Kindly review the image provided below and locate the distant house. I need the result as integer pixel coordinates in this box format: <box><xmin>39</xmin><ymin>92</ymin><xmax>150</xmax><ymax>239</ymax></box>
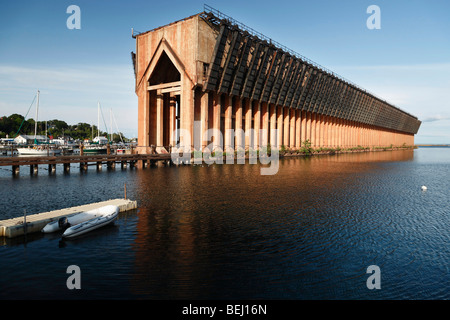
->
<box><xmin>14</xmin><ymin>134</ymin><xmax>48</xmax><ymax>145</ymax></box>
<box><xmin>93</xmin><ymin>136</ymin><xmax>109</xmax><ymax>144</ymax></box>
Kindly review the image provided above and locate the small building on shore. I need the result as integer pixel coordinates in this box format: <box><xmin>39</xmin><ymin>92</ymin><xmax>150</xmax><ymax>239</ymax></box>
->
<box><xmin>14</xmin><ymin>134</ymin><xmax>48</xmax><ymax>145</ymax></box>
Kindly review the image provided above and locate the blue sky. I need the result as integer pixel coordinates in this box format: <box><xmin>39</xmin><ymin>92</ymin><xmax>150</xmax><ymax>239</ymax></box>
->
<box><xmin>0</xmin><ymin>0</ymin><xmax>449</xmax><ymax>143</ymax></box>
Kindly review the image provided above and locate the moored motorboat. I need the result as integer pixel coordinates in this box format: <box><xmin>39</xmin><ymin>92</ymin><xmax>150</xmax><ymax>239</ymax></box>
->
<box><xmin>62</xmin><ymin>205</ymin><xmax>119</xmax><ymax>239</ymax></box>
<box><xmin>42</xmin><ymin>205</ymin><xmax>118</xmax><ymax>233</ymax></box>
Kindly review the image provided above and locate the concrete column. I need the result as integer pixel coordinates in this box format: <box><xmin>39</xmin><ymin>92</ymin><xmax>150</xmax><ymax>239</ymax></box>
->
<box><xmin>331</xmin><ymin>116</ymin><xmax>336</xmax><ymax>148</ymax></box>
<box><xmin>301</xmin><ymin>110</ymin><xmax>307</xmax><ymax>145</ymax></box>
<box><xmin>224</xmin><ymin>94</ymin><xmax>233</xmax><ymax>152</ymax></box>
<box><xmin>269</xmin><ymin>104</ymin><xmax>277</xmax><ymax>147</ymax></box>
<box><xmin>212</xmin><ymin>93</ymin><xmax>221</xmax><ymax>150</ymax></box>
<box><xmin>277</xmin><ymin>106</ymin><xmax>283</xmax><ymax>148</ymax></box>
<box><xmin>290</xmin><ymin>108</ymin><xmax>296</xmax><ymax>148</ymax></box>
<box><xmin>235</xmin><ymin>97</ymin><xmax>243</xmax><ymax>150</ymax></box>
<box><xmin>253</xmin><ymin>100</ymin><xmax>260</xmax><ymax>150</ymax></box>
<box><xmin>306</xmin><ymin>111</ymin><xmax>311</xmax><ymax>143</ymax></box>
<box><xmin>311</xmin><ymin>112</ymin><xmax>316</xmax><ymax>147</ymax></box>
<box><xmin>169</xmin><ymin>94</ymin><xmax>177</xmax><ymax>147</ymax></box>
<box><xmin>244</xmin><ymin>99</ymin><xmax>252</xmax><ymax>150</ymax></box>
<box><xmin>156</xmin><ymin>90</ymin><xmax>164</xmax><ymax>148</ymax></box>
<box><xmin>261</xmin><ymin>102</ymin><xmax>269</xmax><ymax>147</ymax></box>
<box><xmin>295</xmin><ymin>109</ymin><xmax>301</xmax><ymax>148</ymax></box>
<box><xmin>283</xmin><ymin>107</ymin><xmax>290</xmax><ymax>147</ymax></box>
<box><xmin>321</xmin><ymin>115</ymin><xmax>326</xmax><ymax>147</ymax></box>
<box><xmin>200</xmin><ymin>91</ymin><xmax>209</xmax><ymax>150</ymax></box>
<box><xmin>316</xmin><ymin>113</ymin><xmax>321</xmax><ymax>147</ymax></box>
<box><xmin>180</xmin><ymin>81</ymin><xmax>194</xmax><ymax>151</ymax></box>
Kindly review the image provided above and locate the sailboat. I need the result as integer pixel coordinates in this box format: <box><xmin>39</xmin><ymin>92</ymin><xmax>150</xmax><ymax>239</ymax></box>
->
<box><xmin>82</xmin><ymin>102</ymin><xmax>108</xmax><ymax>154</ymax></box>
<box><xmin>17</xmin><ymin>90</ymin><xmax>62</xmax><ymax>156</ymax></box>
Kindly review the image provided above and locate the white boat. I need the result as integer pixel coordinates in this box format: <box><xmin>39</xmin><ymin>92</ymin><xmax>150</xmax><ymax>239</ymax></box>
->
<box><xmin>42</xmin><ymin>205</ymin><xmax>118</xmax><ymax>233</ymax></box>
<box><xmin>62</xmin><ymin>205</ymin><xmax>119</xmax><ymax>239</ymax></box>
<box><xmin>17</xmin><ymin>90</ymin><xmax>61</xmax><ymax>156</ymax></box>
<box><xmin>17</xmin><ymin>146</ymin><xmax>61</xmax><ymax>156</ymax></box>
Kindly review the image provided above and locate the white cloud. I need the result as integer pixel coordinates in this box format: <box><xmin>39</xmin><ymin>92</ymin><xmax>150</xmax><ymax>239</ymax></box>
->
<box><xmin>0</xmin><ymin>64</ymin><xmax>138</xmax><ymax>138</ymax></box>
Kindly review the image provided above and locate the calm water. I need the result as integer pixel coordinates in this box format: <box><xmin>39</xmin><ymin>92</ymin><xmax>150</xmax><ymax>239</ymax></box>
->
<box><xmin>0</xmin><ymin>147</ymin><xmax>449</xmax><ymax>300</ymax></box>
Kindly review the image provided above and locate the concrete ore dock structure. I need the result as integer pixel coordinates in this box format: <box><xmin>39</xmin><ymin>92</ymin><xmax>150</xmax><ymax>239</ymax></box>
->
<box><xmin>132</xmin><ymin>6</ymin><xmax>421</xmax><ymax>155</ymax></box>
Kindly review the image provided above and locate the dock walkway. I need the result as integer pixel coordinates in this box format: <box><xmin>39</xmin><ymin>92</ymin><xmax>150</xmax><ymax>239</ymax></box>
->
<box><xmin>0</xmin><ymin>153</ymin><xmax>172</xmax><ymax>175</ymax></box>
<box><xmin>0</xmin><ymin>198</ymin><xmax>137</xmax><ymax>238</ymax></box>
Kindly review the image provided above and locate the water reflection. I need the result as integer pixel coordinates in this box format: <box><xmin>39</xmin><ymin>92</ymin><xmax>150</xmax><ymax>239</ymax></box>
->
<box><xmin>2</xmin><ymin>149</ymin><xmax>450</xmax><ymax>299</ymax></box>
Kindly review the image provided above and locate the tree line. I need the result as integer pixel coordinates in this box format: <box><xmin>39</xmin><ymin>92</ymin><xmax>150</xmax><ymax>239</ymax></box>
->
<box><xmin>0</xmin><ymin>113</ymin><xmax>129</xmax><ymax>142</ymax></box>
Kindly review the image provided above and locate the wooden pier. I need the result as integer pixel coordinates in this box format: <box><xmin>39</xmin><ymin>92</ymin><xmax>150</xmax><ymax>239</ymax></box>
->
<box><xmin>0</xmin><ymin>153</ymin><xmax>173</xmax><ymax>175</ymax></box>
<box><xmin>0</xmin><ymin>198</ymin><xmax>138</xmax><ymax>238</ymax></box>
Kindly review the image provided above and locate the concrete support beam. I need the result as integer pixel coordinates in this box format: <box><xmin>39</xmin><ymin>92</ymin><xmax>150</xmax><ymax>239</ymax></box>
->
<box><xmin>253</xmin><ymin>100</ymin><xmax>261</xmax><ymax>150</ymax></box>
<box><xmin>244</xmin><ymin>98</ymin><xmax>252</xmax><ymax>150</ymax></box>
<box><xmin>277</xmin><ymin>106</ymin><xmax>283</xmax><ymax>148</ymax></box>
<box><xmin>261</xmin><ymin>102</ymin><xmax>269</xmax><ymax>147</ymax></box>
<box><xmin>301</xmin><ymin>110</ymin><xmax>307</xmax><ymax>145</ymax></box>
<box><xmin>200</xmin><ymin>91</ymin><xmax>209</xmax><ymax>150</ymax></box>
<box><xmin>224</xmin><ymin>94</ymin><xmax>233</xmax><ymax>152</ymax></box>
<box><xmin>156</xmin><ymin>90</ymin><xmax>164</xmax><ymax>148</ymax></box>
<box><xmin>290</xmin><ymin>108</ymin><xmax>296</xmax><ymax>148</ymax></box>
<box><xmin>212</xmin><ymin>93</ymin><xmax>221</xmax><ymax>150</ymax></box>
<box><xmin>283</xmin><ymin>107</ymin><xmax>290</xmax><ymax>147</ymax></box>
<box><xmin>295</xmin><ymin>109</ymin><xmax>301</xmax><ymax>148</ymax></box>
<box><xmin>235</xmin><ymin>97</ymin><xmax>244</xmax><ymax>150</ymax></box>
<box><xmin>269</xmin><ymin>104</ymin><xmax>277</xmax><ymax>147</ymax></box>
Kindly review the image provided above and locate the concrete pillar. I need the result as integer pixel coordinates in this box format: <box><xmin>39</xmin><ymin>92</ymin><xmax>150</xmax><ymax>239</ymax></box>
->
<box><xmin>306</xmin><ymin>111</ymin><xmax>311</xmax><ymax>143</ymax></box>
<box><xmin>277</xmin><ymin>106</ymin><xmax>283</xmax><ymax>148</ymax></box>
<box><xmin>318</xmin><ymin>114</ymin><xmax>324</xmax><ymax>147</ymax></box>
<box><xmin>224</xmin><ymin>94</ymin><xmax>233</xmax><ymax>152</ymax></box>
<box><xmin>283</xmin><ymin>107</ymin><xmax>290</xmax><ymax>147</ymax></box>
<box><xmin>253</xmin><ymin>100</ymin><xmax>261</xmax><ymax>150</ymax></box>
<box><xmin>261</xmin><ymin>102</ymin><xmax>269</xmax><ymax>147</ymax></box>
<box><xmin>169</xmin><ymin>94</ymin><xmax>177</xmax><ymax>147</ymax></box>
<box><xmin>301</xmin><ymin>110</ymin><xmax>307</xmax><ymax>146</ymax></box>
<box><xmin>180</xmin><ymin>81</ymin><xmax>194</xmax><ymax>151</ymax></box>
<box><xmin>269</xmin><ymin>104</ymin><xmax>277</xmax><ymax>147</ymax></box>
<box><xmin>311</xmin><ymin>112</ymin><xmax>316</xmax><ymax>147</ymax></box>
<box><xmin>244</xmin><ymin>98</ymin><xmax>252</xmax><ymax>150</ymax></box>
<box><xmin>331</xmin><ymin>116</ymin><xmax>336</xmax><ymax>148</ymax></box>
<box><xmin>212</xmin><ymin>93</ymin><xmax>221</xmax><ymax>150</ymax></box>
<box><xmin>156</xmin><ymin>89</ymin><xmax>164</xmax><ymax>148</ymax></box>
<box><xmin>235</xmin><ymin>97</ymin><xmax>244</xmax><ymax>150</ymax></box>
<box><xmin>201</xmin><ymin>91</ymin><xmax>209</xmax><ymax>150</ymax></box>
<box><xmin>295</xmin><ymin>109</ymin><xmax>301</xmax><ymax>149</ymax></box>
<box><xmin>290</xmin><ymin>108</ymin><xmax>296</xmax><ymax>148</ymax></box>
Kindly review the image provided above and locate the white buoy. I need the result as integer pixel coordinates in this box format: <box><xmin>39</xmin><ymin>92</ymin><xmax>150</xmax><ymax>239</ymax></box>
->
<box><xmin>421</xmin><ymin>186</ymin><xmax>427</xmax><ymax>191</ymax></box>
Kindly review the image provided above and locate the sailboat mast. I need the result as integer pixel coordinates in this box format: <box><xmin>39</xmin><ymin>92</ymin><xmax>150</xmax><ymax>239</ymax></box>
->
<box><xmin>110</xmin><ymin>108</ymin><xmax>112</xmax><ymax>142</ymax></box>
<box><xmin>34</xmin><ymin>90</ymin><xmax>40</xmax><ymax>144</ymax></box>
<box><xmin>97</xmin><ymin>102</ymin><xmax>100</xmax><ymax>138</ymax></box>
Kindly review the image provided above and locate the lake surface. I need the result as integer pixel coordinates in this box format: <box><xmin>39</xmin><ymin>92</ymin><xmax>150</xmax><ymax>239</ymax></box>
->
<box><xmin>0</xmin><ymin>147</ymin><xmax>449</xmax><ymax>300</ymax></box>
